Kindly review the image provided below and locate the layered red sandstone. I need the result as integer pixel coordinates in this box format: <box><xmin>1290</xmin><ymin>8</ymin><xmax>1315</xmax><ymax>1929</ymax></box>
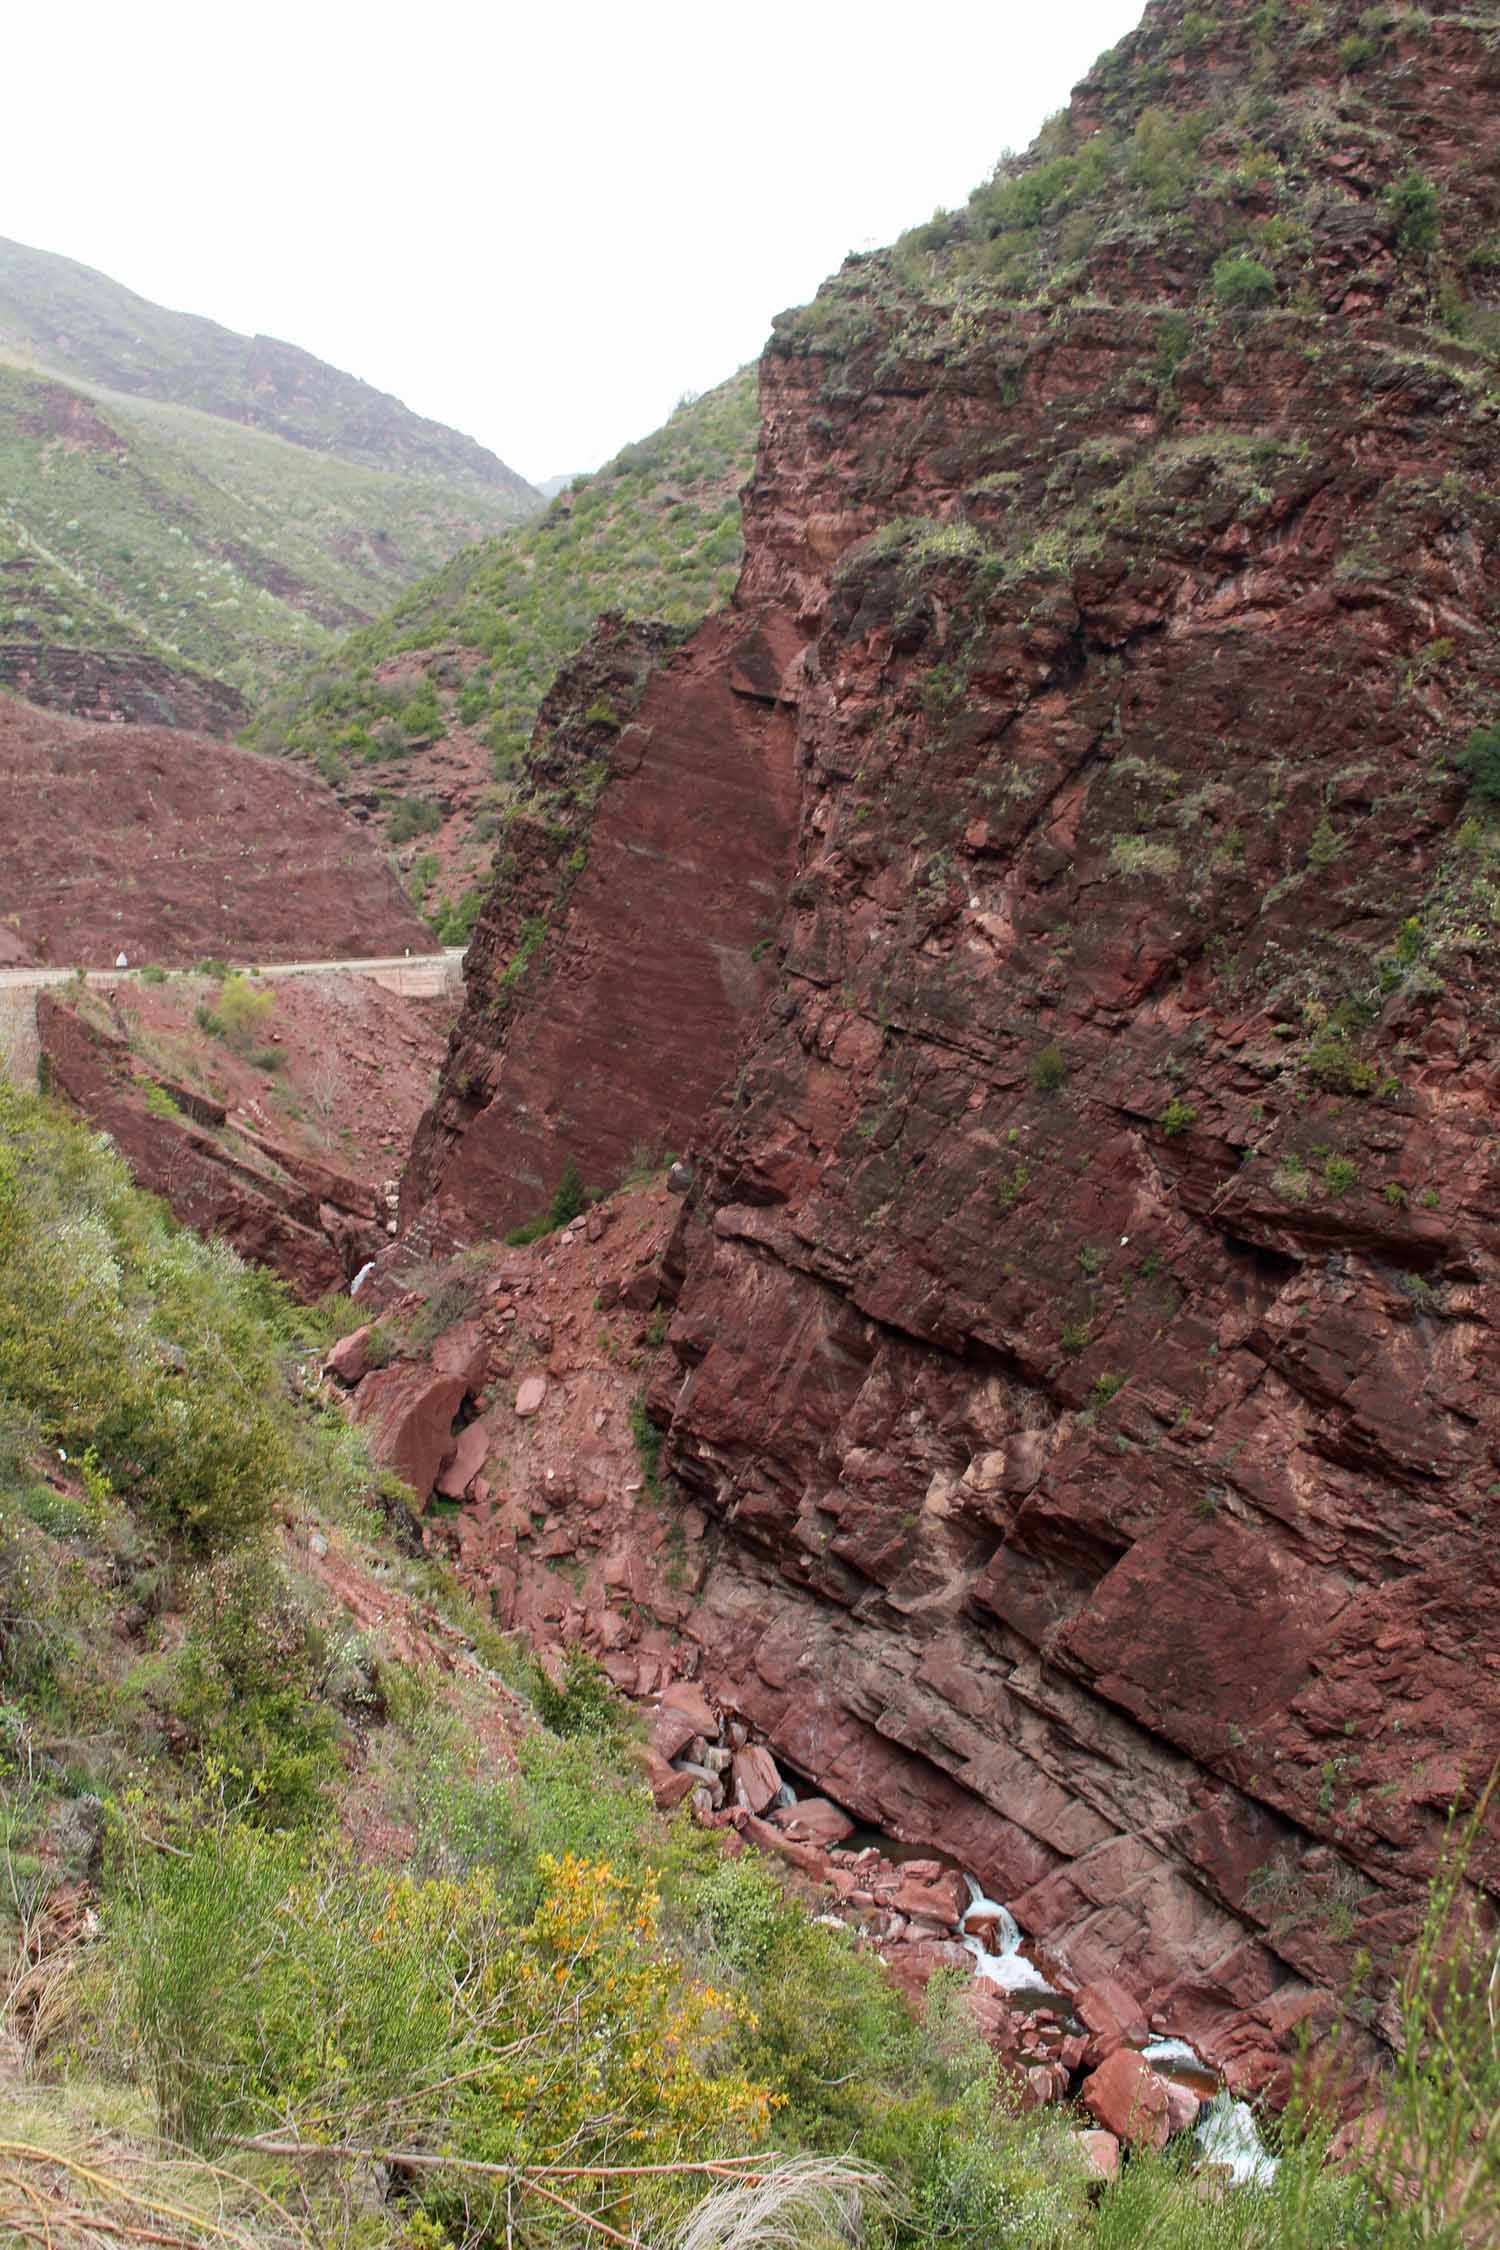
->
<box><xmin>0</xmin><ymin>693</ymin><xmax>429</xmax><ymax>966</ymax></box>
<box><xmin>37</xmin><ymin>970</ymin><xmax>449</xmax><ymax>1296</ymax></box>
<box><xmin>396</xmin><ymin>0</ymin><xmax>1500</xmax><ymax>2094</ymax></box>
<box><xmin>405</xmin><ymin>613</ymin><xmax>800</xmax><ymax>1231</ymax></box>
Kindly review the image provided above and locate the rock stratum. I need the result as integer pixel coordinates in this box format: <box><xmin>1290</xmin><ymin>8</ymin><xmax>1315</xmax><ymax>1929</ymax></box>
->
<box><xmin>34</xmin><ymin>968</ymin><xmax>450</xmax><ymax>1298</ymax></box>
<box><xmin>390</xmin><ymin>0</ymin><xmax>1500</xmax><ymax>2099</ymax></box>
<box><xmin>0</xmin><ymin>693</ymin><xmax>430</xmax><ymax>966</ymax></box>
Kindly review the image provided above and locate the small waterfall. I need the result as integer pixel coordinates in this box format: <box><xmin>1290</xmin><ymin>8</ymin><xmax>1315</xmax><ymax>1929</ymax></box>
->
<box><xmin>1195</xmin><ymin>2090</ymin><xmax>1279</xmax><ymax>2187</ymax></box>
<box><xmin>1142</xmin><ymin>2036</ymin><xmax>1204</xmax><ymax>2070</ymax></box>
<box><xmin>960</xmin><ymin>1874</ymin><xmax>1060</xmax><ymax>1998</ymax></box>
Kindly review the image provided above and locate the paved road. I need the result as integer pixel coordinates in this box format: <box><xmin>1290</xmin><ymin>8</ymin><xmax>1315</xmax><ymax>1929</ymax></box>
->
<box><xmin>0</xmin><ymin>949</ymin><xmax>465</xmax><ymax>1083</ymax></box>
<box><xmin>0</xmin><ymin>948</ymin><xmax>465</xmax><ymax>994</ymax></box>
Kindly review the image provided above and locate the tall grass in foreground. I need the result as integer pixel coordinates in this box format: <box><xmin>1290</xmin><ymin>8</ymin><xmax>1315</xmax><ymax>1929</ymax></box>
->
<box><xmin>1347</xmin><ymin>1795</ymin><xmax>1500</xmax><ymax>2246</ymax></box>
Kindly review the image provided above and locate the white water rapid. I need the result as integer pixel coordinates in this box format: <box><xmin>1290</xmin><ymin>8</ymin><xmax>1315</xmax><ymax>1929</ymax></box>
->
<box><xmin>961</xmin><ymin>1889</ymin><xmax>1279</xmax><ymax>2186</ymax></box>
<box><xmin>1195</xmin><ymin>2089</ymin><xmax>1279</xmax><ymax>2186</ymax></box>
<box><xmin>960</xmin><ymin>1874</ymin><xmax>1063</xmax><ymax>1999</ymax></box>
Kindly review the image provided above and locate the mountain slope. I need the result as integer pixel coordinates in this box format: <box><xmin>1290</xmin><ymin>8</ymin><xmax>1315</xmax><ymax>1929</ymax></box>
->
<box><xmin>397</xmin><ymin>0</ymin><xmax>1500</xmax><ymax>2098</ymax></box>
<box><xmin>0</xmin><ymin>238</ymin><xmax>541</xmax><ymax>726</ymax></box>
<box><xmin>242</xmin><ymin>369</ymin><xmax>757</xmax><ymax>930</ymax></box>
<box><xmin>0</xmin><ymin>1079</ymin><xmax>1397</xmax><ymax>2246</ymax></box>
<box><xmin>0</xmin><ymin>234</ymin><xmax>535</xmax><ymax>489</ymax></box>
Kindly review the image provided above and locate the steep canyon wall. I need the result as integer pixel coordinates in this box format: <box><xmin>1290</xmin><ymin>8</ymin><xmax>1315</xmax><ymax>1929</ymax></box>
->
<box><xmin>402</xmin><ymin>0</ymin><xmax>1500</xmax><ymax>2090</ymax></box>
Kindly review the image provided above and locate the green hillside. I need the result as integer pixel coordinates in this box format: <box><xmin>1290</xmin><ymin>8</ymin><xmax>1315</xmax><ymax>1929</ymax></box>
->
<box><xmin>243</xmin><ymin>366</ymin><xmax>756</xmax><ymax>803</ymax></box>
<box><xmin>0</xmin><ymin>238</ymin><xmax>540</xmax><ymax>721</ymax></box>
<box><xmin>0</xmin><ymin>234</ymin><xmax>534</xmax><ymax>491</ymax></box>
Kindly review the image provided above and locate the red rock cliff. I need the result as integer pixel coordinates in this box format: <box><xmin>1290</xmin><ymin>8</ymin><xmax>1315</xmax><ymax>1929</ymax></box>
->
<box><xmin>404</xmin><ymin>613</ymin><xmax>800</xmax><ymax>1232</ymax></box>
<box><xmin>404</xmin><ymin>0</ymin><xmax>1500</xmax><ymax>2092</ymax></box>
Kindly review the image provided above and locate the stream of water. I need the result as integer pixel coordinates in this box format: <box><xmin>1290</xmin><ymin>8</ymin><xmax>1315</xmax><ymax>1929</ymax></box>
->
<box><xmin>963</xmin><ymin>1880</ymin><xmax>1279</xmax><ymax>2185</ymax></box>
<box><xmin>960</xmin><ymin>1874</ymin><xmax>1069</xmax><ymax>2005</ymax></box>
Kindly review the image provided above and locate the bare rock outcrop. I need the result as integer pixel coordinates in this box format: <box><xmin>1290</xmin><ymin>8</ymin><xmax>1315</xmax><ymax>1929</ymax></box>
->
<box><xmin>392</xmin><ymin>0</ymin><xmax>1500</xmax><ymax>2097</ymax></box>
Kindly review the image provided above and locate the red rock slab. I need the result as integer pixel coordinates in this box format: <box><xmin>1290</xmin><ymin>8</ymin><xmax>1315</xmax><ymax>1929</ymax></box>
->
<box><xmin>646</xmin><ymin>1751</ymin><xmax>698</xmax><ymax>1811</ymax></box>
<box><xmin>649</xmin><ymin>1704</ymin><xmax>702</xmax><ymax>1762</ymax></box>
<box><xmin>1080</xmin><ymin>2050</ymin><xmax>1172</xmax><ymax>2149</ymax></box>
<box><xmin>1075</xmin><ymin>2130</ymin><xmax>1121</xmax><ymax>2183</ymax></box>
<box><xmin>402</xmin><ymin>612</ymin><xmax>799</xmax><ymax>1236</ymax></box>
<box><xmin>433</xmin><ymin>1319</ymin><xmax>488</xmax><ymax>1389</ymax></box>
<box><xmin>326</xmin><ymin>1324</ymin><xmax>374</xmax><ymax>1386</ymax></box>
<box><xmin>352</xmin><ymin>1366</ymin><xmax>467</xmax><ymax>1499</ymax></box>
<box><xmin>892</xmin><ymin>1868</ymin><xmax>969</xmax><ymax>1926</ymax></box>
<box><xmin>772</xmin><ymin>1797</ymin><xmax>855</xmax><ymax>1846</ymax></box>
<box><xmin>741</xmin><ymin>1815</ymin><xmax>827</xmax><ymax>1879</ymax></box>
<box><xmin>1164</xmin><ymin>2078</ymin><xmax>1204</xmax><ymax>2137</ymax></box>
<box><xmin>659</xmin><ymin>1678</ymin><xmax>718</xmax><ymax>1737</ymax></box>
<box><xmin>514</xmin><ymin>1373</ymin><xmax>547</xmax><ymax>1417</ymax></box>
<box><xmin>731</xmin><ymin>1743</ymin><xmax>783</xmax><ymax>1814</ymax></box>
<box><xmin>1077</xmin><ymin>1977</ymin><xmax>1152</xmax><ymax>2060</ymax></box>
<box><xmin>437</xmin><ymin>1416</ymin><xmax>492</xmax><ymax>1499</ymax></box>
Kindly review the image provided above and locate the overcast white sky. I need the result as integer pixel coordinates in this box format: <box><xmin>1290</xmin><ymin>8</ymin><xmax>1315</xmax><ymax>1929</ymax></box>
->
<box><xmin>6</xmin><ymin>0</ymin><xmax>1143</xmax><ymax>486</ymax></box>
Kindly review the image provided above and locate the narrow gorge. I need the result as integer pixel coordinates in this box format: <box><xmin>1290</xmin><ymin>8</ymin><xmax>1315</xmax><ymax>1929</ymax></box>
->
<box><xmin>362</xmin><ymin>0</ymin><xmax>1500</xmax><ymax>2107</ymax></box>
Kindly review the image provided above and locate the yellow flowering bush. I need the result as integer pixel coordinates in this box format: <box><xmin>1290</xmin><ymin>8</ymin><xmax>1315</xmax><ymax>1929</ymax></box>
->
<box><xmin>117</xmin><ymin>1826</ymin><xmax>774</xmax><ymax>2243</ymax></box>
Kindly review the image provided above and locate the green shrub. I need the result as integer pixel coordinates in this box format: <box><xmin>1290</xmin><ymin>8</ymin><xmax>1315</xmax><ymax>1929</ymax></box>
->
<box><xmin>530</xmin><ymin>1642</ymin><xmax>632</xmax><ymax>1746</ymax></box>
<box><xmin>631</xmin><ymin>1387</ymin><xmax>666</xmax><ymax>1501</ymax></box>
<box><xmin>1387</xmin><ymin>168</ymin><xmax>1439</xmax><ymax>254</ymax></box>
<box><xmin>1030</xmin><ymin>1043</ymin><xmax>1068</xmax><ymax>1093</ymax></box>
<box><xmin>0</xmin><ymin>1082</ymin><xmax>321</xmax><ymax>1546</ymax></box>
<box><xmin>502</xmin><ymin>1155</ymin><xmax>592</xmax><ymax>1247</ymax></box>
<box><xmin>1160</xmin><ymin>1097</ymin><xmax>1198</xmax><ymax>1136</ymax></box>
<box><xmin>1344</xmin><ymin>1807</ymin><xmax>1500</xmax><ymax>2245</ymax></box>
<box><xmin>1303</xmin><ymin>1039</ymin><xmax>1376</xmax><ymax>1095</ymax></box>
<box><xmin>211</xmin><ymin>971</ymin><xmax>274</xmax><ymax>1051</ymax></box>
<box><xmin>1306</xmin><ymin>816</ymin><xmax>1345</xmax><ymax>869</ymax></box>
<box><xmin>1456</xmin><ymin>721</ymin><xmax>1500</xmax><ymax>806</ymax></box>
<box><xmin>112</xmin><ymin>1812</ymin><xmax>776</xmax><ymax>2225</ymax></box>
<box><xmin>431</xmin><ymin>885</ymin><xmax>483</xmax><ymax>945</ymax></box>
<box><xmin>138</xmin><ymin>963</ymin><xmax>168</xmax><ymax>985</ymax></box>
<box><xmin>995</xmin><ymin>1161</ymin><xmax>1030</xmax><ymax>1210</ymax></box>
<box><xmin>502</xmin><ymin>1211</ymin><xmax>552</xmax><ymax>1247</ymax></box>
<box><xmin>397</xmin><ymin>1274</ymin><xmax>479</xmax><ymax>1358</ymax></box>
<box><xmin>1212</xmin><ymin>255</ymin><xmax>1277</xmax><ymax>310</ymax></box>
<box><xmin>1153</xmin><ymin>310</ymin><xmax>1194</xmax><ymax>379</ymax></box>
<box><xmin>546</xmin><ymin>1154</ymin><xmax>587</xmax><ymax>1229</ymax></box>
<box><xmin>171</xmin><ymin>1547</ymin><xmax>338</xmax><ymax>1824</ymax></box>
<box><xmin>386</xmin><ymin>794</ymin><xmax>443</xmax><ymax>845</ymax></box>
